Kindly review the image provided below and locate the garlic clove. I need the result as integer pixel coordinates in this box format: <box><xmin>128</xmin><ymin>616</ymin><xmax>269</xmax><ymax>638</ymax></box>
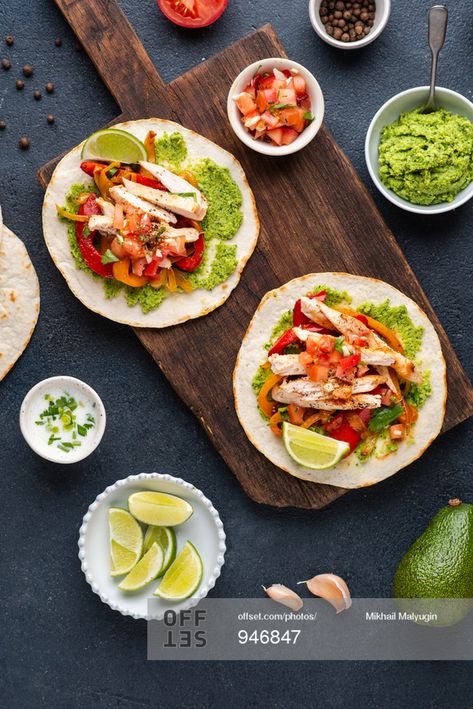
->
<box><xmin>298</xmin><ymin>574</ymin><xmax>352</xmax><ymax>614</ymax></box>
<box><xmin>263</xmin><ymin>584</ymin><xmax>303</xmax><ymax>611</ymax></box>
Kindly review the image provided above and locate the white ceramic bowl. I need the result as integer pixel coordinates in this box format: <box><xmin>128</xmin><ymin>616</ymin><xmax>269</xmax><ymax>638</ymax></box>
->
<box><xmin>19</xmin><ymin>375</ymin><xmax>106</xmax><ymax>464</ymax></box>
<box><xmin>309</xmin><ymin>0</ymin><xmax>391</xmax><ymax>49</ymax></box>
<box><xmin>365</xmin><ymin>86</ymin><xmax>473</xmax><ymax>215</ymax></box>
<box><xmin>227</xmin><ymin>57</ymin><xmax>324</xmax><ymax>156</ymax></box>
<box><xmin>78</xmin><ymin>473</ymin><xmax>226</xmax><ymax>620</ymax></box>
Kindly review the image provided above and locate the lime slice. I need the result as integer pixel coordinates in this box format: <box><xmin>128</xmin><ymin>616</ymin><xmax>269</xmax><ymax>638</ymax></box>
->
<box><xmin>154</xmin><ymin>541</ymin><xmax>203</xmax><ymax>601</ymax></box>
<box><xmin>128</xmin><ymin>491</ymin><xmax>193</xmax><ymax>527</ymax></box>
<box><xmin>282</xmin><ymin>422</ymin><xmax>349</xmax><ymax>470</ymax></box>
<box><xmin>81</xmin><ymin>128</ymin><xmax>147</xmax><ymax>164</ymax></box>
<box><xmin>108</xmin><ymin>507</ymin><xmax>143</xmax><ymax>577</ymax></box>
<box><xmin>118</xmin><ymin>542</ymin><xmax>164</xmax><ymax>591</ymax></box>
<box><xmin>143</xmin><ymin>525</ymin><xmax>177</xmax><ymax>575</ymax></box>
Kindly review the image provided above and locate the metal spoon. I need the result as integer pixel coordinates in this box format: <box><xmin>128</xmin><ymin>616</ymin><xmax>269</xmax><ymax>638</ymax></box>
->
<box><xmin>421</xmin><ymin>5</ymin><xmax>448</xmax><ymax>113</ymax></box>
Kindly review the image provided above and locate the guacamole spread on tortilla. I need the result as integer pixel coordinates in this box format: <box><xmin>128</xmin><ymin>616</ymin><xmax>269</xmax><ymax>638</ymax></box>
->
<box><xmin>378</xmin><ymin>108</ymin><xmax>473</xmax><ymax>205</ymax></box>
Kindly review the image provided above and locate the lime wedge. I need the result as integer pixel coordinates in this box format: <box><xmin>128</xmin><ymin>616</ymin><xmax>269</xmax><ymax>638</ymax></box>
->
<box><xmin>154</xmin><ymin>541</ymin><xmax>203</xmax><ymax>601</ymax></box>
<box><xmin>282</xmin><ymin>422</ymin><xmax>349</xmax><ymax>470</ymax></box>
<box><xmin>128</xmin><ymin>491</ymin><xmax>193</xmax><ymax>527</ymax></box>
<box><xmin>81</xmin><ymin>128</ymin><xmax>147</xmax><ymax>164</ymax></box>
<box><xmin>143</xmin><ymin>525</ymin><xmax>177</xmax><ymax>575</ymax></box>
<box><xmin>108</xmin><ymin>507</ymin><xmax>143</xmax><ymax>577</ymax></box>
<box><xmin>118</xmin><ymin>542</ymin><xmax>164</xmax><ymax>591</ymax></box>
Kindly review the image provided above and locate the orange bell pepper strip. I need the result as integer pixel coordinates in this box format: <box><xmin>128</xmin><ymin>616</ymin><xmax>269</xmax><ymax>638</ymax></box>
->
<box><xmin>112</xmin><ymin>259</ymin><xmax>149</xmax><ymax>287</ymax></box>
<box><xmin>144</xmin><ymin>131</ymin><xmax>157</xmax><ymax>163</ymax></box>
<box><xmin>56</xmin><ymin>205</ymin><xmax>89</xmax><ymax>222</ymax></box>
<box><xmin>174</xmin><ymin>270</ymin><xmax>193</xmax><ymax>293</ymax></box>
<box><xmin>257</xmin><ymin>373</ymin><xmax>282</xmax><ymax>418</ymax></box>
<box><xmin>269</xmin><ymin>411</ymin><xmax>283</xmax><ymax>437</ymax></box>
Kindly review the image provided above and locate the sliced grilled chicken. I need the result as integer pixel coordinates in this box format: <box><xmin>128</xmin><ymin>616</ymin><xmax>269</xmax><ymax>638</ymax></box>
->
<box><xmin>139</xmin><ymin>161</ymin><xmax>208</xmax><ymax>220</ymax></box>
<box><xmin>88</xmin><ymin>214</ymin><xmax>120</xmax><ymax>236</ymax></box>
<box><xmin>300</xmin><ymin>297</ymin><xmax>334</xmax><ymax>329</ymax></box>
<box><xmin>317</xmin><ymin>300</ymin><xmax>422</xmax><ymax>384</ymax></box>
<box><xmin>272</xmin><ymin>382</ymin><xmax>382</xmax><ymax>411</ymax></box>
<box><xmin>109</xmin><ymin>186</ymin><xmax>177</xmax><ymax>224</ymax></box>
<box><xmin>269</xmin><ymin>354</ymin><xmax>306</xmax><ymax>376</ymax></box>
<box><xmin>359</xmin><ymin>348</ymin><xmax>396</xmax><ymax>367</ymax></box>
<box><xmin>96</xmin><ymin>197</ymin><xmax>115</xmax><ymax>218</ymax></box>
<box><xmin>122</xmin><ymin>178</ymin><xmax>205</xmax><ymax>222</ymax></box>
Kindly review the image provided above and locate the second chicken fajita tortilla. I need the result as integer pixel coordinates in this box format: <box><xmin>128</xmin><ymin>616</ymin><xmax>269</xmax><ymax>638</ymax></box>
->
<box><xmin>42</xmin><ymin>119</ymin><xmax>259</xmax><ymax>328</ymax></box>
<box><xmin>233</xmin><ymin>273</ymin><xmax>447</xmax><ymax>488</ymax></box>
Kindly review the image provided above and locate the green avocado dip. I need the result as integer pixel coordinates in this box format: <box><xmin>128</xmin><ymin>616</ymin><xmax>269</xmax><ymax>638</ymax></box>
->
<box><xmin>251</xmin><ymin>287</ymin><xmax>432</xmax><ymax>462</ymax></box>
<box><xmin>378</xmin><ymin>107</ymin><xmax>473</xmax><ymax>205</ymax></box>
<box><xmin>61</xmin><ymin>132</ymin><xmax>242</xmax><ymax>314</ymax></box>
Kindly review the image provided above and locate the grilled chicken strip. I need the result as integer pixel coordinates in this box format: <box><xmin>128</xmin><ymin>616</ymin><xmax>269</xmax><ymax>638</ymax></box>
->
<box><xmin>96</xmin><ymin>197</ymin><xmax>115</xmax><ymax>218</ymax></box>
<box><xmin>316</xmin><ymin>301</ymin><xmax>422</xmax><ymax>384</ymax></box>
<box><xmin>269</xmin><ymin>354</ymin><xmax>306</xmax><ymax>376</ymax></box>
<box><xmin>88</xmin><ymin>214</ymin><xmax>120</xmax><ymax>236</ymax></box>
<box><xmin>300</xmin><ymin>297</ymin><xmax>334</xmax><ymax>329</ymax></box>
<box><xmin>122</xmin><ymin>178</ymin><xmax>205</xmax><ymax>222</ymax></box>
<box><xmin>109</xmin><ymin>186</ymin><xmax>177</xmax><ymax>224</ymax></box>
<box><xmin>272</xmin><ymin>381</ymin><xmax>382</xmax><ymax>411</ymax></box>
<box><xmin>139</xmin><ymin>161</ymin><xmax>208</xmax><ymax>221</ymax></box>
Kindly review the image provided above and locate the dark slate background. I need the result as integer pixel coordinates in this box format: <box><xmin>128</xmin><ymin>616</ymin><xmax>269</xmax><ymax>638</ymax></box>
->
<box><xmin>1</xmin><ymin>0</ymin><xmax>472</xmax><ymax>706</ymax></box>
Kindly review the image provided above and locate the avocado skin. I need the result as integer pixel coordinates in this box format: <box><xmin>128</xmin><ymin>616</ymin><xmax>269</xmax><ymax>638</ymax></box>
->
<box><xmin>394</xmin><ymin>502</ymin><xmax>473</xmax><ymax>599</ymax></box>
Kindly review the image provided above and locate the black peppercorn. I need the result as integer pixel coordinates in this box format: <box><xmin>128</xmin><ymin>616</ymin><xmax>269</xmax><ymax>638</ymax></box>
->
<box><xmin>5</xmin><ymin>36</ymin><xmax>14</xmax><ymax>46</ymax></box>
<box><xmin>1</xmin><ymin>58</ymin><xmax>11</xmax><ymax>70</ymax></box>
<box><xmin>22</xmin><ymin>64</ymin><xmax>33</xmax><ymax>77</ymax></box>
<box><xmin>0</xmin><ymin>120</ymin><xmax>6</xmax><ymax>130</ymax></box>
<box><xmin>19</xmin><ymin>136</ymin><xmax>30</xmax><ymax>150</ymax></box>
<box><xmin>45</xmin><ymin>82</ymin><xmax>54</xmax><ymax>93</ymax></box>
<box><xmin>16</xmin><ymin>79</ymin><xmax>24</xmax><ymax>90</ymax></box>
<box><xmin>33</xmin><ymin>90</ymin><xmax>42</xmax><ymax>100</ymax></box>
<box><xmin>319</xmin><ymin>0</ymin><xmax>375</xmax><ymax>42</ymax></box>
<box><xmin>55</xmin><ymin>38</ymin><xmax>62</xmax><ymax>47</ymax></box>
<box><xmin>47</xmin><ymin>114</ymin><xmax>55</xmax><ymax>124</ymax></box>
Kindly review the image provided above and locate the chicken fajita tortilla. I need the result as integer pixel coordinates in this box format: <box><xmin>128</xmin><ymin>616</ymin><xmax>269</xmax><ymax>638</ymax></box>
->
<box><xmin>233</xmin><ymin>273</ymin><xmax>447</xmax><ymax>488</ymax></box>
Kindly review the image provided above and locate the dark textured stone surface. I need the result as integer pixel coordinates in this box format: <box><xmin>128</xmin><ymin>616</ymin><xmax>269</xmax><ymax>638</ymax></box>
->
<box><xmin>1</xmin><ymin>1</ymin><xmax>472</xmax><ymax>706</ymax></box>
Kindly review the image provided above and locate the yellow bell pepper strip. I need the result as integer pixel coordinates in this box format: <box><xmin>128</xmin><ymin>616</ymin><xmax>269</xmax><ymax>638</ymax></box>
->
<box><xmin>144</xmin><ymin>131</ymin><xmax>157</xmax><ymax>163</ymax></box>
<box><xmin>112</xmin><ymin>258</ymin><xmax>149</xmax><ymax>287</ymax></box>
<box><xmin>56</xmin><ymin>205</ymin><xmax>89</xmax><ymax>222</ymax></box>
<box><xmin>93</xmin><ymin>163</ymin><xmax>119</xmax><ymax>200</ymax></box>
<box><xmin>166</xmin><ymin>267</ymin><xmax>177</xmax><ymax>292</ymax></box>
<box><xmin>174</xmin><ymin>271</ymin><xmax>193</xmax><ymax>293</ymax></box>
<box><xmin>301</xmin><ymin>412</ymin><xmax>323</xmax><ymax>429</ymax></box>
<box><xmin>258</xmin><ymin>373</ymin><xmax>282</xmax><ymax>418</ymax></box>
<box><xmin>269</xmin><ymin>411</ymin><xmax>283</xmax><ymax>438</ymax></box>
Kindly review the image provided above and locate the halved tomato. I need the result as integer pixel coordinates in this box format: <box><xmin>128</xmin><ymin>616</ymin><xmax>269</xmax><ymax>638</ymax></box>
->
<box><xmin>157</xmin><ymin>0</ymin><xmax>228</xmax><ymax>28</ymax></box>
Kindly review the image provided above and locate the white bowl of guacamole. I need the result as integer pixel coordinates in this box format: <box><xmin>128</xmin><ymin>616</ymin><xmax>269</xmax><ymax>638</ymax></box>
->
<box><xmin>365</xmin><ymin>86</ymin><xmax>473</xmax><ymax>214</ymax></box>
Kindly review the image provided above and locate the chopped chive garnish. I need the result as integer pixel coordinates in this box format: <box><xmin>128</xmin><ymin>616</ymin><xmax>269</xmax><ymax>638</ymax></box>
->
<box><xmin>37</xmin><ymin>392</ymin><xmax>96</xmax><ymax>454</ymax></box>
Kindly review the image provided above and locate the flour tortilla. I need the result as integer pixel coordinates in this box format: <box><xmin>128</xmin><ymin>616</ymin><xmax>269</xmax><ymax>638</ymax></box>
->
<box><xmin>0</xmin><ymin>221</ymin><xmax>40</xmax><ymax>381</ymax></box>
<box><xmin>233</xmin><ymin>273</ymin><xmax>447</xmax><ymax>488</ymax></box>
<box><xmin>42</xmin><ymin>118</ymin><xmax>259</xmax><ymax>328</ymax></box>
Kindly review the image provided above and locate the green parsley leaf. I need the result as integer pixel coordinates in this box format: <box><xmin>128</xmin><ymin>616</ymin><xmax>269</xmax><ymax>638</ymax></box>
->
<box><xmin>334</xmin><ymin>336</ymin><xmax>344</xmax><ymax>354</ymax></box>
<box><xmin>101</xmin><ymin>249</ymin><xmax>119</xmax><ymax>265</ymax></box>
<box><xmin>303</xmin><ymin>111</ymin><xmax>314</xmax><ymax>122</ymax></box>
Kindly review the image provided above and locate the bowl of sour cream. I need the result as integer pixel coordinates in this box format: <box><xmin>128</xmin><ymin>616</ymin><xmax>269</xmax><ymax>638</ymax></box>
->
<box><xmin>20</xmin><ymin>376</ymin><xmax>106</xmax><ymax>464</ymax></box>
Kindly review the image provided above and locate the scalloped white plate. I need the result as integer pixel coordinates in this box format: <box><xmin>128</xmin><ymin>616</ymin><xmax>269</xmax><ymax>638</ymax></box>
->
<box><xmin>78</xmin><ymin>473</ymin><xmax>226</xmax><ymax>620</ymax></box>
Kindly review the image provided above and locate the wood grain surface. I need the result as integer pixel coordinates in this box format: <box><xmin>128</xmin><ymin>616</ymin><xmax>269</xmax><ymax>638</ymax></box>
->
<box><xmin>37</xmin><ymin>0</ymin><xmax>473</xmax><ymax>509</ymax></box>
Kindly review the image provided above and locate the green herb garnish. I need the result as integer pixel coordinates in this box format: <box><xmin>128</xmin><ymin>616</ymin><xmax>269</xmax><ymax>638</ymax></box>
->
<box><xmin>174</xmin><ymin>192</ymin><xmax>197</xmax><ymax>200</ymax></box>
<box><xmin>269</xmin><ymin>103</ymin><xmax>297</xmax><ymax>112</ymax></box>
<box><xmin>82</xmin><ymin>225</ymin><xmax>91</xmax><ymax>239</ymax></box>
<box><xmin>101</xmin><ymin>249</ymin><xmax>119</xmax><ymax>264</ymax></box>
<box><xmin>303</xmin><ymin>111</ymin><xmax>314</xmax><ymax>122</ymax></box>
<box><xmin>368</xmin><ymin>404</ymin><xmax>404</xmax><ymax>433</ymax></box>
<box><xmin>35</xmin><ymin>392</ymin><xmax>96</xmax><ymax>453</ymax></box>
<box><xmin>334</xmin><ymin>336</ymin><xmax>344</xmax><ymax>354</ymax></box>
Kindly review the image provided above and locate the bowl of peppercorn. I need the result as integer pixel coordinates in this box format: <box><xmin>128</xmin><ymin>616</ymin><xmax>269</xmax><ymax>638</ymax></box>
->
<box><xmin>309</xmin><ymin>0</ymin><xmax>390</xmax><ymax>49</ymax></box>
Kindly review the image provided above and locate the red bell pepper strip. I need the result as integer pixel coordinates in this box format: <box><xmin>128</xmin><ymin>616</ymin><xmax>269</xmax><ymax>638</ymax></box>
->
<box><xmin>268</xmin><ymin>329</ymin><xmax>299</xmax><ymax>357</ymax></box>
<box><xmin>134</xmin><ymin>174</ymin><xmax>167</xmax><ymax>191</ymax></box>
<box><xmin>355</xmin><ymin>313</ymin><xmax>369</xmax><ymax>326</ymax></box>
<box><xmin>143</xmin><ymin>258</ymin><xmax>162</xmax><ymax>278</ymax></box>
<box><xmin>175</xmin><ymin>234</ymin><xmax>205</xmax><ymax>272</ymax></box>
<box><xmin>327</xmin><ymin>422</ymin><xmax>360</xmax><ymax>454</ymax></box>
<box><xmin>80</xmin><ymin>160</ymin><xmax>109</xmax><ymax>177</ymax></box>
<box><xmin>76</xmin><ymin>194</ymin><xmax>113</xmax><ymax>278</ymax></box>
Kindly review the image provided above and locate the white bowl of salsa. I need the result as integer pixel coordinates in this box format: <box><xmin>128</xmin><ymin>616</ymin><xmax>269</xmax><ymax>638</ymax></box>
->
<box><xmin>227</xmin><ymin>58</ymin><xmax>325</xmax><ymax>156</ymax></box>
<box><xmin>20</xmin><ymin>376</ymin><xmax>106</xmax><ymax>464</ymax></box>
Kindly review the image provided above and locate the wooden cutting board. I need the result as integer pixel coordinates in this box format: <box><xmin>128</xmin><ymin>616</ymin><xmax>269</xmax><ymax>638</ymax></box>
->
<box><xmin>38</xmin><ymin>0</ymin><xmax>473</xmax><ymax>509</ymax></box>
